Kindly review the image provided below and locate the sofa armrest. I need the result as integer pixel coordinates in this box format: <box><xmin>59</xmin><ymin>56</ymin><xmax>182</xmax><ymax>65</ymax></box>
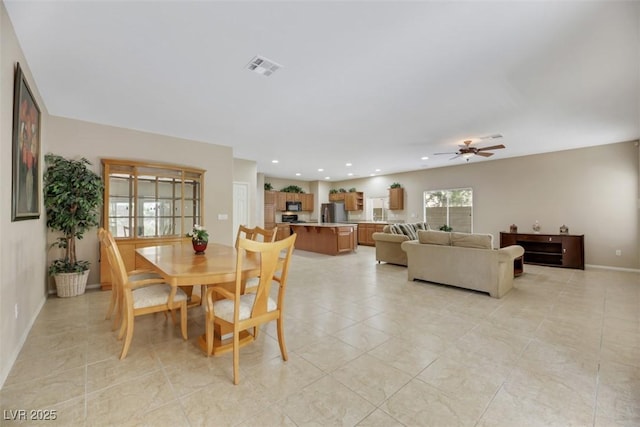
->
<box><xmin>497</xmin><ymin>245</ymin><xmax>525</xmax><ymax>261</ymax></box>
<box><xmin>372</xmin><ymin>232</ymin><xmax>410</xmax><ymax>243</ymax></box>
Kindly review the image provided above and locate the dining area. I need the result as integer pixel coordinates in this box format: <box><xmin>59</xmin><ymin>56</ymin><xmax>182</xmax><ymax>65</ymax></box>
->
<box><xmin>98</xmin><ymin>224</ymin><xmax>296</xmax><ymax>385</ymax></box>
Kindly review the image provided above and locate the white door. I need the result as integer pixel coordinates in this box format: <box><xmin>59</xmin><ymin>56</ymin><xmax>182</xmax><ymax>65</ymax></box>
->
<box><xmin>233</xmin><ymin>182</ymin><xmax>249</xmax><ymax>235</ymax></box>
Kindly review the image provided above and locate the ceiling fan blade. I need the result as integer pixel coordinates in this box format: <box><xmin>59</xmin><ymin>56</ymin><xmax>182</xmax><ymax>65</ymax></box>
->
<box><xmin>475</xmin><ymin>152</ymin><xmax>494</xmax><ymax>157</ymax></box>
<box><xmin>449</xmin><ymin>154</ymin><xmax>461</xmax><ymax>160</ymax></box>
<box><xmin>479</xmin><ymin>134</ymin><xmax>503</xmax><ymax>140</ymax></box>
<box><xmin>434</xmin><ymin>152</ymin><xmax>456</xmax><ymax>155</ymax></box>
<box><xmin>477</xmin><ymin>144</ymin><xmax>505</xmax><ymax>151</ymax></box>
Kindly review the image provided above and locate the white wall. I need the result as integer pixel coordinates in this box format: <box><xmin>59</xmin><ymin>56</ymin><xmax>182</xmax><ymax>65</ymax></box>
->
<box><xmin>1</xmin><ymin>2</ymin><xmax>48</xmax><ymax>387</ymax></box>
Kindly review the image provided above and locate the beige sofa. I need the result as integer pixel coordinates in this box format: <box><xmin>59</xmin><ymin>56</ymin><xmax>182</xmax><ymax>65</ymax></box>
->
<box><xmin>372</xmin><ymin>223</ymin><xmax>428</xmax><ymax>266</ymax></box>
<box><xmin>401</xmin><ymin>230</ymin><xmax>524</xmax><ymax>298</ymax></box>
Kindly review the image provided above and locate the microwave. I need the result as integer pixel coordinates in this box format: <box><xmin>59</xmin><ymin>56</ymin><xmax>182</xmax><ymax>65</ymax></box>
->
<box><xmin>285</xmin><ymin>201</ymin><xmax>302</xmax><ymax>212</ymax></box>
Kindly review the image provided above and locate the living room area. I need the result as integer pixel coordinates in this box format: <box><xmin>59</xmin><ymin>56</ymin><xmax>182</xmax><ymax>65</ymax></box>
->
<box><xmin>1</xmin><ymin>1</ymin><xmax>639</xmax><ymax>426</ymax></box>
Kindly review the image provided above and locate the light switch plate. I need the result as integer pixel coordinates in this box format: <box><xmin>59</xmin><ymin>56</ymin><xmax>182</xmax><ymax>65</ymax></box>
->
<box><xmin>218</xmin><ymin>214</ymin><xmax>228</xmax><ymax>220</ymax></box>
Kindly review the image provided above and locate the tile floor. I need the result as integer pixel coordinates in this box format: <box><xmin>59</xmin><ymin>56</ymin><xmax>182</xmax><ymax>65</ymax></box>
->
<box><xmin>1</xmin><ymin>246</ymin><xmax>639</xmax><ymax>426</ymax></box>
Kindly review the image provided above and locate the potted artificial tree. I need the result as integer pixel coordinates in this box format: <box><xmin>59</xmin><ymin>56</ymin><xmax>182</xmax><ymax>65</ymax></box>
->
<box><xmin>43</xmin><ymin>154</ymin><xmax>103</xmax><ymax>297</ymax></box>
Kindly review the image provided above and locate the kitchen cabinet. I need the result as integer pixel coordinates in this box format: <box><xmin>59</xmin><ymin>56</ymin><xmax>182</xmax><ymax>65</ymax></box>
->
<box><xmin>389</xmin><ymin>187</ymin><xmax>404</xmax><ymax>210</ymax></box>
<box><xmin>275</xmin><ymin>223</ymin><xmax>291</xmax><ymax>241</ymax></box>
<box><xmin>357</xmin><ymin>222</ymin><xmax>387</xmax><ymax>246</ymax></box>
<box><xmin>101</xmin><ymin>159</ymin><xmax>205</xmax><ymax>290</ymax></box>
<box><xmin>345</xmin><ymin>192</ymin><xmax>364</xmax><ymax>211</ymax></box>
<box><xmin>500</xmin><ymin>232</ymin><xmax>584</xmax><ymax>269</ymax></box>
<box><xmin>329</xmin><ymin>192</ymin><xmax>345</xmax><ymax>202</ymax></box>
<box><xmin>300</xmin><ymin>193</ymin><xmax>314</xmax><ymax>212</ymax></box>
<box><xmin>264</xmin><ymin>204</ymin><xmax>276</xmax><ymax>231</ymax></box>
<box><xmin>276</xmin><ymin>192</ymin><xmax>287</xmax><ymax>211</ymax></box>
<box><xmin>272</xmin><ymin>191</ymin><xmax>314</xmax><ymax>211</ymax></box>
<box><xmin>264</xmin><ymin>191</ymin><xmax>276</xmax><ymax>205</ymax></box>
<box><xmin>329</xmin><ymin>191</ymin><xmax>363</xmax><ymax>210</ymax></box>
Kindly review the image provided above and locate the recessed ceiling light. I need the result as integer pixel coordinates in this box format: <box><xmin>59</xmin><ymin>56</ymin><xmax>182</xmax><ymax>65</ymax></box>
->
<box><xmin>346</xmin><ymin>163</ymin><xmax>352</xmax><ymax>167</ymax></box>
<box><xmin>246</xmin><ymin>55</ymin><xmax>282</xmax><ymax>77</ymax></box>
<box><xmin>370</xmin><ymin>173</ymin><xmax>375</xmax><ymax>176</ymax></box>
<box><xmin>421</xmin><ymin>156</ymin><xmax>429</xmax><ymax>160</ymax></box>
<box><xmin>318</xmin><ymin>168</ymin><xmax>324</xmax><ymax>172</ymax></box>
<box><xmin>295</xmin><ymin>173</ymin><xmax>301</xmax><ymax>176</ymax></box>
<box><xmin>375</xmin><ymin>169</ymin><xmax>381</xmax><ymax>172</ymax></box>
<box><xmin>271</xmin><ymin>160</ymin><xmax>279</xmax><ymax>163</ymax></box>
<box><xmin>325</xmin><ymin>176</ymin><xmax>330</xmax><ymax>180</ymax></box>
<box><xmin>347</xmin><ymin>173</ymin><xmax>353</xmax><ymax>176</ymax></box>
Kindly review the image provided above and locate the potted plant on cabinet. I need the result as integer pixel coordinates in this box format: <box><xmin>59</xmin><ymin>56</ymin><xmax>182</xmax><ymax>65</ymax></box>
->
<box><xmin>43</xmin><ymin>154</ymin><xmax>103</xmax><ymax>297</ymax></box>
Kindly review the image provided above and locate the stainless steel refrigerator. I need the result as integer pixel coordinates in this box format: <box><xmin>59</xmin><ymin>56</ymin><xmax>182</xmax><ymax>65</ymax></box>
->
<box><xmin>321</xmin><ymin>202</ymin><xmax>347</xmax><ymax>223</ymax></box>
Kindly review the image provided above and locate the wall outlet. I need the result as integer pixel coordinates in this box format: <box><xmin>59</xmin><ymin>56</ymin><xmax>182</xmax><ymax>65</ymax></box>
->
<box><xmin>615</xmin><ymin>249</ymin><xmax>622</xmax><ymax>256</ymax></box>
<box><xmin>217</xmin><ymin>214</ymin><xmax>228</xmax><ymax>220</ymax></box>
<box><xmin>14</xmin><ymin>303</ymin><xmax>18</xmax><ymax>319</ymax></box>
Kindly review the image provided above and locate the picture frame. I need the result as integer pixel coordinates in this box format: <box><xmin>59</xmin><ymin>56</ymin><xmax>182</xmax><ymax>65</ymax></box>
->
<box><xmin>12</xmin><ymin>62</ymin><xmax>41</xmax><ymax>221</ymax></box>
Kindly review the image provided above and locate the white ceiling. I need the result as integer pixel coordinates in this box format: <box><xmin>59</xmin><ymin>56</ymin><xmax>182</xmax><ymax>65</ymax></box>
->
<box><xmin>5</xmin><ymin>1</ymin><xmax>639</xmax><ymax>181</ymax></box>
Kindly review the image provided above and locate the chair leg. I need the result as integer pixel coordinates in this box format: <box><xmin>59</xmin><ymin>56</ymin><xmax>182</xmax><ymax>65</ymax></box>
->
<box><xmin>205</xmin><ymin>316</ymin><xmax>214</xmax><ymax>356</ymax></box>
<box><xmin>117</xmin><ymin>306</ymin><xmax>127</xmax><ymax>340</ymax></box>
<box><xmin>180</xmin><ymin>302</ymin><xmax>188</xmax><ymax>340</ymax></box>
<box><xmin>120</xmin><ymin>308</ymin><xmax>135</xmax><ymax>359</ymax></box>
<box><xmin>105</xmin><ymin>288</ymin><xmax>116</xmax><ymax>320</ymax></box>
<box><xmin>276</xmin><ymin>317</ymin><xmax>288</xmax><ymax>361</ymax></box>
<box><xmin>233</xmin><ymin>328</ymin><xmax>240</xmax><ymax>385</ymax></box>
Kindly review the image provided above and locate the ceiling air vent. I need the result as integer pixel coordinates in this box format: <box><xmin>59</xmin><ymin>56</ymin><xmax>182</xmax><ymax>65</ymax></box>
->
<box><xmin>246</xmin><ymin>55</ymin><xmax>282</xmax><ymax>77</ymax></box>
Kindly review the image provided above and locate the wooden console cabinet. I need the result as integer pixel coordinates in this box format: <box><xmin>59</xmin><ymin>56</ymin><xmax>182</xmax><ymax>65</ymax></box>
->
<box><xmin>500</xmin><ymin>232</ymin><xmax>584</xmax><ymax>270</ymax></box>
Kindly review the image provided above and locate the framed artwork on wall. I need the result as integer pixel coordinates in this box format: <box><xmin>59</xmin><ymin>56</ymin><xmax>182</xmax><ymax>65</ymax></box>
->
<box><xmin>12</xmin><ymin>62</ymin><xmax>41</xmax><ymax>221</ymax></box>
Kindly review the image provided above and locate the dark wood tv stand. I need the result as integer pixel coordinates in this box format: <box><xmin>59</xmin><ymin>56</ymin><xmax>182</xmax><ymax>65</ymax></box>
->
<box><xmin>500</xmin><ymin>232</ymin><xmax>584</xmax><ymax>270</ymax></box>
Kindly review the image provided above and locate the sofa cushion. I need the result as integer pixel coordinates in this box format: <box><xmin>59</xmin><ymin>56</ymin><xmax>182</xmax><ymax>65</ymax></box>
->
<box><xmin>450</xmin><ymin>232</ymin><xmax>493</xmax><ymax>249</ymax></box>
<box><xmin>414</xmin><ymin>222</ymin><xmax>430</xmax><ymax>231</ymax></box>
<box><xmin>389</xmin><ymin>223</ymin><xmax>418</xmax><ymax>240</ymax></box>
<box><xmin>418</xmin><ymin>230</ymin><xmax>451</xmax><ymax>246</ymax></box>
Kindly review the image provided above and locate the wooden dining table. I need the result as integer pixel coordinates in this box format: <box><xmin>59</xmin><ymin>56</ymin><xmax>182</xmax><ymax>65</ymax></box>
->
<box><xmin>135</xmin><ymin>242</ymin><xmax>261</xmax><ymax>354</ymax></box>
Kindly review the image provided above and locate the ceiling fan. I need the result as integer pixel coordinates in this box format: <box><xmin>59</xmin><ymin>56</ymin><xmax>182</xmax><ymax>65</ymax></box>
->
<box><xmin>434</xmin><ymin>136</ymin><xmax>505</xmax><ymax>161</ymax></box>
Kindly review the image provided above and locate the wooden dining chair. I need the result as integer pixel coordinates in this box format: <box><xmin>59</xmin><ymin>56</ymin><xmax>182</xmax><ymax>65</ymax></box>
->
<box><xmin>235</xmin><ymin>225</ymin><xmax>277</xmax><ymax>247</ymax></box>
<box><xmin>234</xmin><ymin>225</ymin><xmax>278</xmax><ymax>293</ymax></box>
<box><xmin>204</xmin><ymin>234</ymin><xmax>296</xmax><ymax>384</ymax></box>
<box><xmin>100</xmin><ymin>228</ymin><xmax>188</xmax><ymax>359</ymax></box>
<box><xmin>99</xmin><ymin>228</ymin><xmax>163</xmax><ymax>331</ymax></box>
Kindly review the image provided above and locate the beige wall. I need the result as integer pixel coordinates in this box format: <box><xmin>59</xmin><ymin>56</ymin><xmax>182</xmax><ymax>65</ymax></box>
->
<box><xmin>331</xmin><ymin>141</ymin><xmax>639</xmax><ymax>269</ymax></box>
<box><xmin>1</xmin><ymin>2</ymin><xmax>49</xmax><ymax>387</ymax></box>
<box><xmin>46</xmin><ymin>116</ymin><xmax>235</xmax><ymax>289</ymax></box>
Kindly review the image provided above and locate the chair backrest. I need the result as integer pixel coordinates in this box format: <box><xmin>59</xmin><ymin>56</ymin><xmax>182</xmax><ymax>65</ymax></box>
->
<box><xmin>98</xmin><ymin>228</ymin><xmax>129</xmax><ymax>291</ymax></box>
<box><xmin>235</xmin><ymin>225</ymin><xmax>277</xmax><ymax>248</ymax></box>
<box><xmin>235</xmin><ymin>234</ymin><xmax>296</xmax><ymax>320</ymax></box>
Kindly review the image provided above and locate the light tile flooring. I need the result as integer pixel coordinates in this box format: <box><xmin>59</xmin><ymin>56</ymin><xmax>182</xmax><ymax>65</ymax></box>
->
<box><xmin>1</xmin><ymin>246</ymin><xmax>639</xmax><ymax>426</ymax></box>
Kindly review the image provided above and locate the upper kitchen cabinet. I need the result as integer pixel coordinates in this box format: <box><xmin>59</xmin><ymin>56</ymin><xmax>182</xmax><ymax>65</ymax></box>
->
<box><xmin>345</xmin><ymin>192</ymin><xmax>364</xmax><ymax>211</ymax></box>
<box><xmin>389</xmin><ymin>187</ymin><xmax>404</xmax><ymax>210</ymax></box>
<box><xmin>269</xmin><ymin>191</ymin><xmax>314</xmax><ymax>211</ymax></box>
<box><xmin>300</xmin><ymin>193</ymin><xmax>314</xmax><ymax>212</ymax></box>
<box><xmin>329</xmin><ymin>191</ymin><xmax>363</xmax><ymax>211</ymax></box>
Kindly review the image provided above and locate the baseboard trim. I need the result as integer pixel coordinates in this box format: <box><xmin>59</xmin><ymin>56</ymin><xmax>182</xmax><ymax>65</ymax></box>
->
<box><xmin>585</xmin><ymin>264</ymin><xmax>640</xmax><ymax>273</ymax></box>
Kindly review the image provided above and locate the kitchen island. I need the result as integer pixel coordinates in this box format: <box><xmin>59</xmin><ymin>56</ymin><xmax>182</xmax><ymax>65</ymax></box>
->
<box><xmin>290</xmin><ymin>223</ymin><xmax>357</xmax><ymax>255</ymax></box>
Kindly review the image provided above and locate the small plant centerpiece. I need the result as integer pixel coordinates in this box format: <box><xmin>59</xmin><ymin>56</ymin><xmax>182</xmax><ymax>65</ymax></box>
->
<box><xmin>43</xmin><ymin>154</ymin><xmax>103</xmax><ymax>297</ymax></box>
<box><xmin>187</xmin><ymin>224</ymin><xmax>209</xmax><ymax>254</ymax></box>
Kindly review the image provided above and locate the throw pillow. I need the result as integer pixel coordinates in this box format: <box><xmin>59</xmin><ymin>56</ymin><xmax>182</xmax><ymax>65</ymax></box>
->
<box><xmin>418</xmin><ymin>230</ymin><xmax>451</xmax><ymax>245</ymax></box>
<box><xmin>389</xmin><ymin>223</ymin><xmax>418</xmax><ymax>240</ymax></box>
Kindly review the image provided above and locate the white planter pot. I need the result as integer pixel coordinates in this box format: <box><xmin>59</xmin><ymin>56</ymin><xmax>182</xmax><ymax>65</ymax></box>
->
<box><xmin>54</xmin><ymin>270</ymin><xmax>90</xmax><ymax>297</ymax></box>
